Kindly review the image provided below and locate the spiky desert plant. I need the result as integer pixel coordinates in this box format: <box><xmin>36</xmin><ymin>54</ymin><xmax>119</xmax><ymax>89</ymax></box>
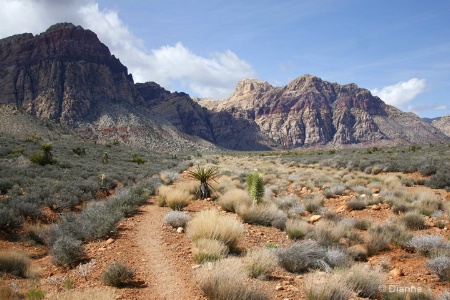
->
<box><xmin>247</xmin><ymin>172</ymin><xmax>265</xmax><ymax>205</ymax></box>
<box><xmin>186</xmin><ymin>165</ymin><xmax>219</xmax><ymax>199</ymax></box>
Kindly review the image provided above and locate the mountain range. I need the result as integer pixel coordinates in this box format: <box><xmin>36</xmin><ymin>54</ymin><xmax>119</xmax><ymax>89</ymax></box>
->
<box><xmin>1</xmin><ymin>23</ymin><xmax>449</xmax><ymax>151</ymax></box>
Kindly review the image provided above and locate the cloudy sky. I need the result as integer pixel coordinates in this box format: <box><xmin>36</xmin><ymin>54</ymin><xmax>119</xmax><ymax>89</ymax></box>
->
<box><xmin>1</xmin><ymin>0</ymin><xmax>449</xmax><ymax>117</ymax></box>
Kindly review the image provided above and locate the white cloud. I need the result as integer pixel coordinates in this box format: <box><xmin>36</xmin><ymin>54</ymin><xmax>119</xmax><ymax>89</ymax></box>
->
<box><xmin>0</xmin><ymin>0</ymin><xmax>254</xmax><ymax>98</ymax></box>
<box><xmin>371</xmin><ymin>78</ymin><xmax>426</xmax><ymax>106</ymax></box>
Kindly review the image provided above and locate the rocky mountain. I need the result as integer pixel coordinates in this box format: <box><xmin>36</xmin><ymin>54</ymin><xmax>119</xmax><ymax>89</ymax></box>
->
<box><xmin>199</xmin><ymin>76</ymin><xmax>449</xmax><ymax>148</ymax></box>
<box><xmin>0</xmin><ymin>23</ymin><xmax>215</xmax><ymax>152</ymax></box>
<box><xmin>432</xmin><ymin>115</ymin><xmax>450</xmax><ymax>137</ymax></box>
<box><xmin>1</xmin><ymin>23</ymin><xmax>448</xmax><ymax>151</ymax></box>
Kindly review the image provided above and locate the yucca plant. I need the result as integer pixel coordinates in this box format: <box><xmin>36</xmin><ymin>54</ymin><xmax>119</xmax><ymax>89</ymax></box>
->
<box><xmin>186</xmin><ymin>165</ymin><xmax>219</xmax><ymax>199</ymax></box>
<box><xmin>247</xmin><ymin>172</ymin><xmax>264</xmax><ymax>205</ymax></box>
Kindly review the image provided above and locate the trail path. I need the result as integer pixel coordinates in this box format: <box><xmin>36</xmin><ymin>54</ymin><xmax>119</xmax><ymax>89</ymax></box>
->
<box><xmin>116</xmin><ymin>196</ymin><xmax>205</xmax><ymax>300</ymax></box>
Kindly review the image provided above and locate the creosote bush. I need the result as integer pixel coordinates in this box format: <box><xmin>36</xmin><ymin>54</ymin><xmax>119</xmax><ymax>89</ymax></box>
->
<box><xmin>187</xmin><ymin>209</ymin><xmax>244</xmax><ymax>251</ymax></box>
<box><xmin>102</xmin><ymin>262</ymin><xmax>135</xmax><ymax>287</ymax></box>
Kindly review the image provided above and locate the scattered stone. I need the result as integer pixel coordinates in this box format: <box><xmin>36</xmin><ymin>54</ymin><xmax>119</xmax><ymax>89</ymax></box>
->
<box><xmin>288</xmin><ymin>285</ymin><xmax>299</xmax><ymax>292</ymax></box>
<box><xmin>381</xmin><ymin>203</ymin><xmax>390</xmax><ymax>209</ymax></box>
<box><xmin>177</xmin><ymin>227</ymin><xmax>184</xmax><ymax>234</ymax></box>
<box><xmin>338</xmin><ymin>237</ymin><xmax>350</xmax><ymax>247</ymax></box>
<box><xmin>105</xmin><ymin>238</ymin><xmax>115</xmax><ymax>245</ymax></box>
<box><xmin>389</xmin><ymin>268</ymin><xmax>403</xmax><ymax>277</ymax></box>
<box><xmin>371</xmin><ymin>204</ymin><xmax>381</xmax><ymax>210</ymax></box>
<box><xmin>191</xmin><ymin>264</ymin><xmax>201</xmax><ymax>270</ymax></box>
<box><xmin>372</xmin><ymin>188</ymin><xmax>381</xmax><ymax>194</ymax></box>
<box><xmin>275</xmin><ymin>284</ymin><xmax>284</xmax><ymax>291</ymax></box>
<box><xmin>98</xmin><ymin>247</ymin><xmax>106</xmax><ymax>251</ymax></box>
<box><xmin>425</xmin><ymin>271</ymin><xmax>431</xmax><ymax>275</ymax></box>
<box><xmin>445</xmin><ymin>193</ymin><xmax>450</xmax><ymax>200</ymax></box>
<box><xmin>337</xmin><ymin>205</ymin><xmax>347</xmax><ymax>213</ymax></box>
<box><xmin>309</xmin><ymin>215</ymin><xmax>322</xmax><ymax>223</ymax></box>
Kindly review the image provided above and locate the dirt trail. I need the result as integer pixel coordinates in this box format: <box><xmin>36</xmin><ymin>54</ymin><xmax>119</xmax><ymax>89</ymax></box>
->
<box><xmin>119</xmin><ymin>198</ymin><xmax>204</xmax><ymax>300</ymax></box>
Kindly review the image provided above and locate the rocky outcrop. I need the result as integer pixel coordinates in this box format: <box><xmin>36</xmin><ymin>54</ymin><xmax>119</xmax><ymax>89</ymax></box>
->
<box><xmin>0</xmin><ymin>23</ymin><xmax>216</xmax><ymax>151</ymax></box>
<box><xmin>200</xmin><ymin>75</ymin><xmax>449</xmax><ymax>148</ymax></box>
<box><xmin>432</xmin><ymin>115</ymin><xmax>450</xmax><ymax>137</ymax></box>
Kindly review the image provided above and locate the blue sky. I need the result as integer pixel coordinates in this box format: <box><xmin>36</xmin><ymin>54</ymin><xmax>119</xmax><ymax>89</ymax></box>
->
<box><xmin>1</xmin><ymin>0</ymin><xmax>449</xmax><ymax>117</ymax></box>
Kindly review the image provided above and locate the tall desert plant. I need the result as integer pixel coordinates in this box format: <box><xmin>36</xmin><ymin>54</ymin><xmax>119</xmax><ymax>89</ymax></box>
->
<box><xmin>186</xmin><ymin>165</ymin><xmax>219</xmax><ymax>199</ymax></box>
<box><xmin>247</xmin><ymin>172</ymin><xmax>264</xmax><ymax>205</ymax></box>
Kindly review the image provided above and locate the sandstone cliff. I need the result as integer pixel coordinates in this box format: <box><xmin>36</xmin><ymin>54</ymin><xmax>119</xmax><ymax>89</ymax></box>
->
<box><xmin>199</xmin><ymin>75</ymin><xmax>449</xmax><ymax>148</ymax></box>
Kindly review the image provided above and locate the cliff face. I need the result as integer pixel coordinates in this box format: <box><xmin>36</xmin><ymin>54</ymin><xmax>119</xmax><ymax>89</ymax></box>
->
<box><xmin>432</xmin><ymin>115</ymin><xmax>450</xmax><ymax>137</ymax></box>
<box><xmin>0</xmin><ymin>23</ymin><xmax>215</xmax><ymax>152</ymax></box>
<box><xmin>200</xmin><ymin>75</ymin><xmax>449</xmax><ymax>148</ymax></box>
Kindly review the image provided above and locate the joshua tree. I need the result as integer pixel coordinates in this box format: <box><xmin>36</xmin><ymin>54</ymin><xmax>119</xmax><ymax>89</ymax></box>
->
<box><xmin>186</xmin><ymin>165</ymin><xmax>219</xmax><ymax>199</ymax></box>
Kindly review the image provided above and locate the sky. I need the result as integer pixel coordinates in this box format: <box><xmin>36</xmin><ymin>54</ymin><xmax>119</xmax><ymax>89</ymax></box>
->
<box><xmin>1</xmin><ymin>0</ymin><xmax>449</xmax><ymax>118</ymax></box>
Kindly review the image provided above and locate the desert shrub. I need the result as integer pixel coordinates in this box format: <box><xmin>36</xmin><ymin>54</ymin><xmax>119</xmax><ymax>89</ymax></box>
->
<box><xmin>419</xmin><ymin>164</ymin><xmax>438</xmax><ymax>176</ymax></box>
<box><xmin>187</xmin><ymin>209</ymin><xmax>244</xmax><ymax>250</ymax></box>
<box><xmin>277</xmin><ymin>240</ymin><xmax>328</xmax><ymax>273</ymax></box>
<box><xmin>343</xmin><ymin>264</ymin><xmax>385</xmax><ymax>298</ymax></box>
<box><xmin>0</xmin><ymin>207</ymin><xmax>23</xmax><ymax>232</ymax></box>
<box><xmin>409</xmin><ymin>291</ymin><xmax>435</xmax><ymax>300</ymax></box>
<box><xmin>353</xmin><ymin>219</ymin><xmax>371</xmax><ymax>230</ymax></box>
<box><xmin>102</xmin><ymin>262</ymin><xmax>135</xmax><ymax>287</ymax></box>
<box><xmin>285</xmin><ymin>219</ymin><xmax>311</xmax><ymax>240</ymax></box>
<box><xmin>51</xmin><ymin>236</ymin><xmax>85</xmax><ymax>268</ymax></box>
<box><xmin>163</xmin><ymin>211</ymin><xmax>191</xmax><ymax>228</ymax></box>
<box><xmin>25</xmin><ymin>223</ymin><xmax>47</xmax><ymax>245</ymax></box>
<box><xmin>237</xmin><ymin>204</ymin><xmax>286</xmax><ymax>230</ymax></box>
<box><xmin>401</xmin><ymin>211</ymin><xmax>426</xmax><ymax>230</ymax></box>
<box><xmin>408</xmin><ymin>234</ymin><xmax>448</xmax><ymax>256</ymax></box>
<box><xmin>323</xmin><ymin>184</ymin><xmax>346</xmax><ymax>198</ymax></box>
<box><xmin>427</xmin><ymin>255</ymin><xmax>450</xmax><ymax>281</ymax></box>
<box><xmin>427</xmin><ymin>170</ymin><xmax>450</xmax><ymax>190</ymax></box>
<box><xmin>195</xmin><ymin>258</ymin><xmax>270</xmax><ymax>300</ymax></box>
<box><xmin>415</xmin><ymin>191</ymin><xmax>444</xmax><ymax>216</ymax></box>
<box><xmin>165</xmin><ymin>188</ymin><xmax>191</xmax><ymax>210</ymax></box>
<box><xmin>193</xmin><ymin>239</ymin><xmax>229</xmax><ymax>264</ymax></box>
<box><xmin>0</xmin><ymin>251</ymin><xmax>31</xmax><ymax>278</ymax></box>
<box><xmin>245</xmin><ymin>248</ymin><xmax>278</xmax><ymax>279</ymax></box>
<box><xmin>346</xmin><ymin>199</ymin><xmax>367</xmax><ymax>210</ymax></box>
<box><xmin>303</xmin><ymin>194</ymin><xmax>324</xmax><ymax>213</ymax></box>
<box><xmin>305</xmin><ymin>271</ymin><xmax>353</xmax><ymax>300</ymax></box>
<box><xmin>79</xmin><ymin>203</ymin><xmax>123</xmax><ymax>240</ymax></box>
<box><xmin>217</xmin><ymin>189</ymin><xmax>252</xmax><ymax>213</ymax></box>
<box><xmin>325</xmin><ymin>247</ymin><xmax>352</xmax><ymax>268</ymax></box>
<box><xmin>367</xmin><ymin>222</ymin><xmax>411</xmax><ymax>255</ymax></box>
<box><xmin>311</xmin><ymin>220</ymin><xmax>347</xmax><ymax>247</ymax></box>
<box><xmin>246</xmin><ymin>172</ymin><xmax>265</xmax><ymax>204</ymax></box>
<box><xmin>159</xmin><ymin>170</ymin><xmax>179</xmax><ymax>185</ymax></box>
<box><xmin>186</xmin><ymin>165</ymin><xmax>219</xmax><ymax>199</ymax></box>
<box><xmin>439</xmin><ymin>291</ymin><xmax>450</xmax><ymax>300</ymax></box>
<box><xmin>273</xmin><ymin>195</ymin><xmax>299</xmax><ymax>211</ymax></box>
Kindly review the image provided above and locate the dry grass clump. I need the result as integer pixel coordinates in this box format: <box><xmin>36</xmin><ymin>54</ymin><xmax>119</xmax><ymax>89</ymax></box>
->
<box><xmin>342</xmin><ymin>264</ymin><xmax>385</xmax><ymax>298</ymax></box>
<box><xmin>244</xmin><ymin>248</ymin><xmax>278</xmax><ymax>279</ymax></box>
<box><xmin>401</xmin><ymin>211</ymin><xmax>426</xmax><ymax>230</ymax></box>
<box><xmin>193</xmin><ymin>238</ymin><xmax>229</xmax><ymax>264</ymax></box>
<box><xmin>217</xmin><ymin>189</ymin><xmax>253</xmax><ymax>213</ymax></box>
<box><xmin>346</xmin><ymin>198</ymin><xmax>367</xmax><ymax>210</ymax></box>
<box><xmin>163</xmin><ymin>211</ymin><xmax>191</xmax><ymax>228</ymax></box>
<box><xmin>303</xmin><ymin>194</ymin><xmax>324</xmax><ymax>213</ymax></box>
<box><xmin>175</xmin><ymin>180</ymin><xmax>198</xmax><ymax>195</ymax></box>
<box><xmin>187</xmin><ymin>209</ymin><xmax>245</xmax><ymax>250</ymax></box>
<box><xmin>414</xmin><ymin>190</ymin><xmax>444</xmax><ymax>216</ymax></box>
<box><xmin>212</xmin><ymin>175</ymin><xmax>242</xmax><ymax>194</ymax></box>
<box><xmin>285</xmin><ymin>219</ymin><xmax>311</xmax><ymax>240</ymax></box>
<box><xmin>157</xmin><ymin>185</ymin><xmax>172</xmax><ymax>207</ymax></box>
<box><xmin>366</xmin><ymin>222</ymin><xmax>411</xmax><ymax>255</ymax></box>
<box><xmin>237</xmin><ymin>204</ymin><xmax>287</xmax><ymax>230</ymax></box>
<box><xmin>325</xmin><ymin>247</ymin><xmax>352</xmax><ymax>268</ymax></box>
<box><xmin>195</xmin><ymin>258</ymin><xmax>270</xmax><ymax>300</ymax></box>
<box><xmin>165</xmin><ymin>188</ymin><xmax>192</xmax><ymax>210</ymax></box>
<box><xmin>56</xmin><ymin>288</ymin><xmax>116</xmax><ymax>300</ymax></box>
<box><xmin>305</xmin><ymin>271</ymin><xmax>353</xmax><ymax>300</ymax></box>
<box><xmin>159</xmin><ymin>170</ymin><xmax>180</xmax><ymax>185</ymax></box>
<box><xmin>383</xmin><ymin>175</ymin><xmax>403</xmax><ymax>189</ymax></box>
<box><xmin>311</xmin><ymin>220</ymin><xmax>347</xmax><ymax>247</ymax></box>
<box><xmin>0</xmin><ymin>251</ymin><xmax>32</xmax><ymax>278</ymax></box>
